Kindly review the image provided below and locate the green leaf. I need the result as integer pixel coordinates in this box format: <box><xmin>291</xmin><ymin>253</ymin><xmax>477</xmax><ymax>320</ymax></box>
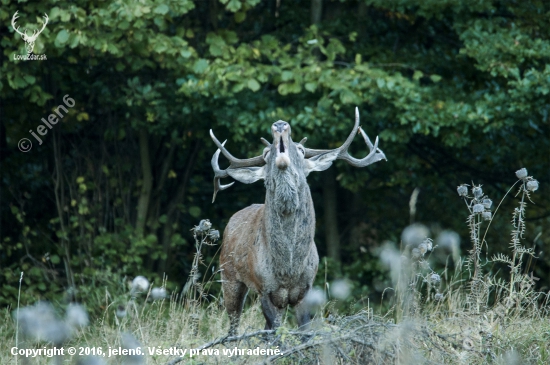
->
<box><xmin>226</xmin><ymin>0</ymin><xmax>242</xmax><ymax>12</ymax></box>
<box><xmin>193</xmin><ymin>59</ymin><xmax>209</xmax><ymax>74</ymax></box>
<box><xmin>56</xmin><ymin>30</ymin><xmax>70</xmax><ymax>44</ymax></box>
<box><xmin>413</xmin><ymin>70</ymin><xmax>423</xmax><ymax>80</ymax></box>
<box><xmin>234</xmin><ymin>11</ymin><xmax>246</xmax><ymax>23</ymax></box>
<box><xmin>305</xmin><ymin>82</ymin><xmax>317</xmax><ymax>92</ymax></box>
<box><xmin>189</xmin><ymin>206</ymin><xmax>201</xmax><ymax>218</ymax></box>
<box><xmin>247</xmin><ymin>78</ymin><xmax>260</xmax><ymax>91</ymax></box>
<box><xmin>430</xmin><ymin>74</ymin><xmax>442</xmax><ymax>82</ymax></box>
<box><xmin>154</xmin><ymin>4</ymin><xmax>169</xmax><ymax>14</ymax></box>
<box><xmin>50</xmin><ymin>255</ymin><xmax>61</xmax><ymax>264</ymax></box>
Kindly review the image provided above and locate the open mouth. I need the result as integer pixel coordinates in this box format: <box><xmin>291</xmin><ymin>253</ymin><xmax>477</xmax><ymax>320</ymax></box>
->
<box><xmin>275</xmin><ymin>136</ymin><xmax>290</xmax><ymax>169</ymax></box>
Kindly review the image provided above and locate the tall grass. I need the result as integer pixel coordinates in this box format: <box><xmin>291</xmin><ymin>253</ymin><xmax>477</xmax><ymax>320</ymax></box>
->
<box><xmin>1</xmin><ymin>169</ymin><xmax>547</xmax><ymax>364</ymax></box>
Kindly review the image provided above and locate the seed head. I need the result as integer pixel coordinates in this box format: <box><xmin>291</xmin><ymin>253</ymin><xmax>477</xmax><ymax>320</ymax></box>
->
<box><xmin>457</xmin><ymin>185</ymin><xmax>468</xmax><ymax>197</ymax></box>
<box><xmin>418</xmin><ymin>243</ymin><xmax>428</xmax><ymax>255</ymax></box>
<box><xmin>304</xmin><ymin>287</ymin><xmax>326</xmax><ymax>308</ymax></box>
<box><xmin>515</xmin><ymin>168</ymin><xmax>528</xmax><ymax>180</ymax></box>
<box><xmin>116</xmin><ymin>305</ymin><xmax>127</xmax><ymax>318</ymax></box>
<box><xmin>482</xmin><ymin>198</ymin><xmax>492</xmax><ymax>209</ymax></box>
<box><xmin>434</xmin><ymin>293</ymin><xmax>444</xmax><ymax>301</ymax></box>
<box><xmin>209</xmin><ymin>229</ymin><xmax>220</xmax><ymax>241</ymax></box>
<box><xmin>482</xmin><ymin>211</ymin><xmax>492</xmax><ymax>221</ymax></box>
<box><xmin>121</xmin><ymin>332</ymin><xmax>145</xmax><ymax>365</ymax></box>
<box><xmin>131</xmin><ymin>276</ymin><xmax>149</xmax><ymax>293</ymax></box>
<box><xmin>430</xmin><ymin>273</ymin><xmax>441</xmax><ymax>285</ymax></box>
<box><xmin>330</xmin><ymin>279</ymin><xmax>352</xmax><ymax>300</ymax></box>
<box><xmin>411</xmin><ymin>248</ymin><xmax>421</xmax><ymax>260</ymax></box>
<box><xmin>197</xmin><ymin>219</ymin><xmax>212</xmax><ymax>232</ymax></box>
<box><xmin>151</xmin><ymin>287</ymin><xmax>167</xmax><ymax>300</ymax></box>
<box><xmin>65</xmin><ymin>303</ymin><xmax>89</xmax><ymax>329</ymax></box>
<box><xmin>526</xmin><ymin>180</ymin><xmax>539</xmax><ymax>192</ymax></box>
<box><xmin>436</xmin><ymin>230</ymin><xmax>460</xmax><ymax>250</ymax></box>
<box><xmin>473</xmin><ymin>204</ymin><xmax>484</xmax><ymax>213</ymax></box>
<box><xmin>473</xmin><ymin>186</ymin><xmax>483</xmax><ymax>199</ymax></box>
<box><xmin>401</xmin><ymin>223</ymin><xmax>429</xmax><ymax>247</ymax></box>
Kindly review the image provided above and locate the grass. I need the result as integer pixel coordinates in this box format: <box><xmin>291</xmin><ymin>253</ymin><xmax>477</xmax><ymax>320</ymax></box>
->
<box><xmin>1</xmin><ymin>170</ymin><xmax>548</xmax><ymax>364</ymax></box>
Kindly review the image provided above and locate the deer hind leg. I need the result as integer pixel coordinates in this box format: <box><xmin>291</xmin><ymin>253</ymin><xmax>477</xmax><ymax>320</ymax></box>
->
<box><xmin>261</xmin><ymin>294</ymin><xmax>284</xmax><ymax>330</ymax></box>
<box><xmin>223</xmin><ymin>279</ymin><xmax>248</xmax><ymax>336</ymax></box>
<box><xmin>295</xmin><ymin>300</ymin><xmax>312</xmax><ymax>330</ymax></box>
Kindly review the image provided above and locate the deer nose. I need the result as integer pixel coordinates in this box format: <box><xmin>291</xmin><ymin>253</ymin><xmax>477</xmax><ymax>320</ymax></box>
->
<box><xmin>272</xmin><ymin>121</ymin><xmax>288</xmax><ymax>133</ymax></box>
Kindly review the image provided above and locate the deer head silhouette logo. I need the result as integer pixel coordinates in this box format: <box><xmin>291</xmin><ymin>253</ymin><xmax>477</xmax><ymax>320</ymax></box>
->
<box><xmin>11</xmin><ymin>11</ymin><xmax>49</xmax><ymax>55</ymax></box>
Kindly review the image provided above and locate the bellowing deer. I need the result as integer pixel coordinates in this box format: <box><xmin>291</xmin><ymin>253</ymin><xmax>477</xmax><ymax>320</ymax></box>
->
<box><xmin>210</xmin><ymin>108</ymin><xmax>386</xmax><ymax>335</ymax></box>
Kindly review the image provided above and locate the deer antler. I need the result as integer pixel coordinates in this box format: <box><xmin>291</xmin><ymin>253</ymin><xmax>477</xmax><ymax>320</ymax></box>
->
<box><xmin>210</xmin><ymin>130</ymin><xmax>267</xmax><ymax>202</ymax></box>
<box><xmin>211</xmin><ymin>140</ymin><xmax>235</xmax><ymax>203</ymax></box>
<box><xmin>36</xmin><ymin>13</ymin><xmax>49</xmax><ymax>37</ymax></box>
<box><xmin>304</xmin><ymin>107</ymin><xmax>386</xmax><ymax>166</ymax></box>
<box><xmin>11</xmin><ymin>11</ymin><xmax>26</xmax><ymax>37</ymax></box>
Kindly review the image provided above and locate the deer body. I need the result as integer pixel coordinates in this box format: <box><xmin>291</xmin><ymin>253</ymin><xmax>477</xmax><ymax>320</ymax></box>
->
<box><xmin>210</xmin><ymin>109</ymin><xmax>386</xmax><ymax>334</ymax></box>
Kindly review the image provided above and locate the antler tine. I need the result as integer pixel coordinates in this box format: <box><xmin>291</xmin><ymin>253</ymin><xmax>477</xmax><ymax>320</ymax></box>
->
<box><xmin>303</xmin><ymin>107</ymin><xmax>386</xmax><ymax>166</ymax></box>
<box><xmin>303</xmin><ymin>107</ymin><xmax>360</xmax><ymax>158</ymax></box>
<box><xmin>38</xmin><ymin>13</ymin><xmax>49</xmax><ymax>33</ymax></box>
<box><xmin>11</xmin><ymin>11</ymin><xmax>25</xmax><ymax>36</ymax></box>
<box><xmin>260</xmin><ymin>137</ymin><xmax>271</xmax><ymax>147</ymax></box>
<box><xmin>210</xmin><ymin>129</ymin><xmax>266</xmax><ymax>168</ymax></box>
<box><xmin>211</xmin><ymin>140</ymin><xmax>235</xmax><ymax>203</ymax></box>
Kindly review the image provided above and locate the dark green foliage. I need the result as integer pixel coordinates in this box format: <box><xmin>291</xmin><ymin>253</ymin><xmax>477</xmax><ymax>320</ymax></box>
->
<box><xmin>0</xmin><ymin>0</ymin><xmax>548</xmax><ymax>309</ymax></box>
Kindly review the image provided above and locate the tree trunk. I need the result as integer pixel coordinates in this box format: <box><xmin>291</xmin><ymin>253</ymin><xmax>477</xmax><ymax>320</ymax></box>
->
<box><xmin>311</xmin><ymin>0</ymin><xmax>323</xmax><ymax>25</ymax></box>
<box><xmin>158</xmin><ymin>140</ymin><xmax>200</xmax><ymax>276</ymax></box>
<box><xmin>323</xmin><ymin>167</ymin><xmax>341</xmax><ymax>264</ymax></box>
<box><xmin>136</xmin><ymin>129</ymin><xmax>153</xmax><ymax>237</ymax></box>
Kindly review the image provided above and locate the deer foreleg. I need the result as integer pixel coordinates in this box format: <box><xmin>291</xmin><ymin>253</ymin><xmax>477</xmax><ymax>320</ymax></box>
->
<box><xmin>223</xmin><ymin>279</ymin><xmax>248</xmax><ymax>336</ymax></box>
<box><xmin>261</xmin><ymin>294</ymin><xmax>283</xmax><ymax>330</ymax></box>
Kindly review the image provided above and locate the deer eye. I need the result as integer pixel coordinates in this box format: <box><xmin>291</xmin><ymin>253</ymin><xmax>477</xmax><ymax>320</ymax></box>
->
<box><xmin>297</xmin><ymin>145</ymin><xmax>305</xmax><ymax>156</ymax></box>
<box><xmin>263</xmin><ymin>149</ymin><xmax>271</xmax><ymax>162</ymax></box>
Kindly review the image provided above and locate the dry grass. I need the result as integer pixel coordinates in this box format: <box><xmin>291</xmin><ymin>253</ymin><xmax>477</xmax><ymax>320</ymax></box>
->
<box><xmin>1</xmin><ymin>171</ymin><xmax>548</xmax><ymax>364</ymax></box>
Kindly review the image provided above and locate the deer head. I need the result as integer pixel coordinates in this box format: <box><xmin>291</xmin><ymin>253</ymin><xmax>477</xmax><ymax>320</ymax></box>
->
<box><xmin>210</xmin><ymin>107</ymin><xmax>386</xmax><ymax>203</ymax></box>
<box><xmin>11</xmin><ymin>11</ymin><xmax>49</xmax><ymax>54</ymax></box>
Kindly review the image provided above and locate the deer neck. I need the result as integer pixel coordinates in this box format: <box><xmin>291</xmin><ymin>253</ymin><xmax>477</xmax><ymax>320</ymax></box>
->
<box><xmin>263</xmin><ymin>168</ymin><xmax>316</xmax><ymax>274</ymax></box>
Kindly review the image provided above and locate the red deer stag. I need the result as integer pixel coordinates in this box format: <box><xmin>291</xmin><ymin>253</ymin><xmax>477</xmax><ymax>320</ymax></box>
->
<box><xmin>210</xmin><ymin>107</ymin><xmax>386</xmax><ymax>335</ymax></box>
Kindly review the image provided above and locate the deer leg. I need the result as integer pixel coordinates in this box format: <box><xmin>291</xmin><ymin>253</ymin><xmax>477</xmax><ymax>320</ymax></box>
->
<box><xmin>223</xmin><ymin>279</ymin><xmax>248</xmax><ymax>336</ymax></box>
<box><xmin>295</xmin><ymin>300</ymin><xmax>312</xmax><ymax>330</ymax></box>
<box><xmin>261</xmin><ymin>294</ymin><xmax>283</xmax><ymax>330</ymax></box>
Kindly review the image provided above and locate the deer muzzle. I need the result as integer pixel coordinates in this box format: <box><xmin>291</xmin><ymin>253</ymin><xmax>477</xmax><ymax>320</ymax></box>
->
<box><xmin>272</xmin><ymin>121</ymin><xmax>290</xmax><ymax>170</ymax></box>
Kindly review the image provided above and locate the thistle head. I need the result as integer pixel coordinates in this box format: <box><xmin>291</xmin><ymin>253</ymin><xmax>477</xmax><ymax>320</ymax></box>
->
<box><xmin>131</xmin><ymin>276</ymin><xmax>149</xmax><ymax>294</ymax></box>
<box><xmin>196</xmin><ymin>219</ymin><xmax>212</xmax><ymax>232</ymax></box>
<box><xmin>209</xmin><ymin>229</ymin><xmax>220</xmax><ymax>241</ymax></box>
<box><xmin>472</xmin><ymin>185</ymin><xmax>483</xmax><ymax>199</ymax></box>
<box><xmin>526</xmin><ymin>179</ymin><xmax>539</xmax><ymax>192</ymax></box>
<box><xmin>330</xmin><ymin>279</ymin><xmax>352</xmax><ymax>300</ymax></box>
<box><xmin>429</xmin><ymin>273</ymin><xmax>441</xmax><ymax>285</ymax></box>
<box><xmin>457</xmin><ymin>184</ymin><xmax>468</xmax><ymax>197</ymax></box>
<box><xmin>515</xmin><ymin>168</ymin><xmax>528</xmax><ymax>180</ymax></box>
<box><xmin>473</xmin><ymin>204</ymin><xmax>484</xmax><ymax>213</ymax></box>
<box><xmin>65</xmin><ymin>303</ymin><xmax>89</xmax><ymax>330</ymax></box>
<box><xmin>151</xmin><ymin>287</ymin><xmax>167</xmax><ymax>300</ymax></box>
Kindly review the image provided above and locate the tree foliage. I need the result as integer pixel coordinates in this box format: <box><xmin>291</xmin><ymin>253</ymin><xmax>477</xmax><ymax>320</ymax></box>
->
<box><xmin>0</xmin><ymin>0</ymin><xmax>548</xmax><ymax>308</ymax></box>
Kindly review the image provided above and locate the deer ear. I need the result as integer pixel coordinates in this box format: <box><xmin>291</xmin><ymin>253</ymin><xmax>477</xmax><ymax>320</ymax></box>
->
<box><xmin>304</xmin><ymin>150</ymin><xmax>339</xmax><ymax>174</ymax></box>
<box><xmin>227</xmin><ymin>166</ymin><xmax>266</xmax><ymax>184</ymax></box>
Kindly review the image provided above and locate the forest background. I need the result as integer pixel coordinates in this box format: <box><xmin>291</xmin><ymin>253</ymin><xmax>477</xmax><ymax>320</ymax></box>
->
<box><xmin>0</xmin><ymin>0</ymin><xmax>549</xmax><ymax>312</ymax></box>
